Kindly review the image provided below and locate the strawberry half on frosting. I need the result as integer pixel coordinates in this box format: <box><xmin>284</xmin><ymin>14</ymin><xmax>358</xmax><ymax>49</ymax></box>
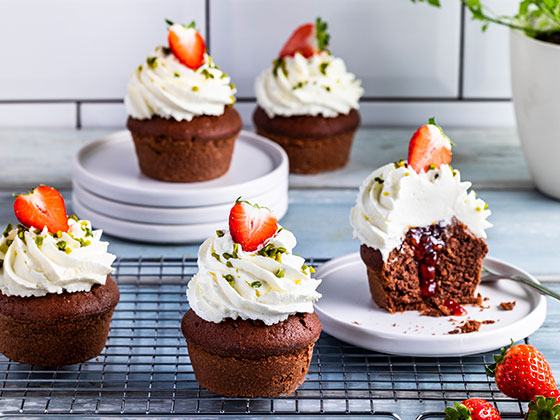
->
<box><xmin>279</xmin><ymin>17</ymin><xmax>330</xmax><ymax>58</ymax></box>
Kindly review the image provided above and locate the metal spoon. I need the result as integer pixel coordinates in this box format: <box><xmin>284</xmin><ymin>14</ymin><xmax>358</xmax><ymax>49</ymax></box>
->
<box><xmin>481</xmin><ymin>266</ymin><xmax>560</xmax><ymax>301</ymax></box>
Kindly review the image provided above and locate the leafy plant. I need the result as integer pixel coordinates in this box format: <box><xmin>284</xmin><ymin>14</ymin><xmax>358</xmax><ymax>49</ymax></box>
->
<box><xmin>412</xmin><ymin>0</ymin><xmax>560</xmax><ymax>37</ymax></box>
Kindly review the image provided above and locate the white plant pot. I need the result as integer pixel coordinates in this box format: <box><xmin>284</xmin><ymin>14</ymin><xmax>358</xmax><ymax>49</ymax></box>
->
<box><xmin>510</xmin><ymin>30</ymin><xmax>560</xmax><ymax>199</ymax></box>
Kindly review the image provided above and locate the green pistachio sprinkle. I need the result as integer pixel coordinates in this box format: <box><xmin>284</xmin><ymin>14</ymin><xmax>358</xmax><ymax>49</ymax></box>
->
<box><xmin>0</xmin><ymin>260</ymin><xmax>3</xmax><ymax>269</ymax></box>
<box><xmin>220</xmin><ymin>73</ymin><xmax>228</xmax><ymax>79</ymax></box>
<box><xmin>69</xmin><ymin>214</ymin><xmax>79</xmax><ymax>222</ymax></box>
<box><xmin>147</xmin><ymin>56</ymin><xmax>158</xmax><ymax>69</ymax></box>
<box><xmin>137</xmin><ymin>65</ymin><xmax>142</xmax><ymax>72</ymax></box>
<box><xmin>216</xmin><ymin>230</ymin><xmax>225</xmax><ymax>237</ymax></box>
<box><xmin>383</xmin><ymin>191</ymin><xmax>390</xmax><ymax>196</ymax></box>
<box><xmin>374</xmin><ymin>177</ymin><xmax>384</xmax><ymax>184</ymax></box>
<box><xmin>324</xmin><ymin>86</ymin><xmax>331</xmax><ymax>92</ymax></box>
<box><xmin>233</xmin><ymin>243</ymin><xmax>239</xmax><ymax>254</ymax></box>
<box><xmin>293</xmin><ymin>81</ymin><xmax>306</xmax><ymax>90</ymax></box>
<box><xmin>3</xmin><ymin>224</ymin><xmax>13</xmax><ymax>237</ymax></box>
<box><xmin>476</xmin><ymin>206</ymin><xmax>482</xmax><ymax>212</ymax></box>
<box><xmin>17</xmin><ymin>231</ymin><xmax>24</xmax><ymax>240</ymax></box>
<box><xmin>250</xmin><ymin>281</ymin><xmax>262</xmax><ymax>288</ymax></box>
<box><xmin>394</xmin><ymin>159</ymin><xmax>406</xmax><ymax>169</ymax></box>
<box><xmin>64</xmin><ymin>248</ymin><xmax>72</xmax><ymax>254</ymax></box>
<box><xmin>211</xmin><ymin>252</ymin><xmax>221</xmax><ymax>261</ymax></box>
<box><xmin>54</xmin><ymin>231</ymin><xmax>62</xmax><ymax>238</ymax></box>
<box><xmin>34</xmin><ymin>228</ymin><xmax>41</xmax><ymax>234</ymax></box>
<box><xmin>309</xmin><ymin>265</ymin><xmax>316</xmax><ymax>273</ymax></box>
<box><xmin>223</xmin><ymin>253</ymin><xmax>232</xmax><ymax>260</ymax></box>
<box><xmin>77</xmin><ymin>238</ymin><xmax>91</xmax><ymax>247</ymax></box>
<box><xmin>6</xmin><ymin>239</ymin><xmax>13</xmax><ymax>247</ymax></box>
<box><xmin>275</xmin><ymin>268</ymin><xmax>285</xmax><ymax>278</ymax></box>
<box><xmin>274</xmin><ymin>253</ymin><xmax>282</xmax><ymax>262</ymax></box>
<box><xmin>405</xmin><ymin>172</ymin><xmax>410</xmax><ymax>176</ymax></box>
<box><xmin>192</xmin><ymin>86</ymin><xmax>199</xmax><ymax>92</ymax></box>
<box><xmin>56</xmin><ymin>241</ymin><xmax>67</xmax><ymax>251</ymax></box>
<box><xmin>277</xmin><ymin>247</ymin><xmax>286</xmax><ymax>253</ymax></box>
<box><xmin>0</xmin><ymin>243</ymin><xmax>8</xmax><ymax>254</ymax></box>
<box><xmin>223</xmin><ymin>274</ymin><xmax>235</xmax><ymax>286</ymax></box>
<box><xmin>229</xmin><ymin>83</ymin><xmax>236</xmax><ymax>90</ymax></box>
<box><xmin>232</xmin><ymin>251</ymin><xmax>239</xmax><ymax>259</ymax></box>
<box><xmin>162</xmin><ymin>46</ymin><xmax>172</xmax><ymax>55</ymax></box>
<box><xmin>226</xmin><ymin>261</ymin><xmax>234</xmax><ymax>268</ymax></box>
<box><xmin>34</xmin><ymin>236</ymin><xmax>43</xmax><ymax>247</ymax></box>
<box><xmin>319</xmin><ymin>62</ymin><xmax>330</xmax><ymax>75</ymax></box>
<box><xmin>174</xmin><ymin>72</ymin><xmax>180</xmax><ymax>77</ymax></box>
<box><xmin>428</xmin><ymin>163</ymin><xmax>437</xmax><ymax>170</ymax></box>
<box><xmin>272</xmin><ymin>58</ymin><xmax>288</xmax><ymax>78</ymax></box>
<box><xmin>200</xmin><ymin>69</ymin><xmax>214</xmax><ymax>79</ymax></box>
<box><xmin>484</xmin><ymin>203</ymin><xmax>489</xmax><ymax>210</ymax></box>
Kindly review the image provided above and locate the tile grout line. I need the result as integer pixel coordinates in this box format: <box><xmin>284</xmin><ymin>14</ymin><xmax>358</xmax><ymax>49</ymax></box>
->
<box><xmin>205</xmin><ymin>0</ymin><xmax>211</xmax><ymax>55</ymax></box>
<box><xmin>76</xmin><ymin>101</ymin><xmax>82</xmax><ymax>130</ymax></box>
<box><xmin>458</xmin><ymin>3</ymin><xmax>466</xmax><ymax>99</ymax></box>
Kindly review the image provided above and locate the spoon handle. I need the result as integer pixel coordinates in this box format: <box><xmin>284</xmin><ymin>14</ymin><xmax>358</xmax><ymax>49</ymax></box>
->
<box><xmin>511</xmin><ymin>275</ymin><xmax>560</xmax><ymax>301</ymax></box>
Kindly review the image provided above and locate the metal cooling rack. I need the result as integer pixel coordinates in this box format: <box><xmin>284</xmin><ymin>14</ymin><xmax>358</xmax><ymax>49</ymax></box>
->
<box><xmin>0</xmin><ymin>257</ymin><xmax>528</xmax><ymax>419</ymax></box>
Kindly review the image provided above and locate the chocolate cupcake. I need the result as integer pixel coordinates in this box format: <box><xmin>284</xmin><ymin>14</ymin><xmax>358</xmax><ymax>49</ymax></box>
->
<box><xmin>0</xmin><ymin>185</ymin><xmax>118</xmax><ymax>366</ymax></box>
<box><xmin>182</xmin><ymin>310</ymin><xmax>321</xmax><ymax>397</ymax></box>
<box><xmin>183</xmin><ymin>200</ymin><xmax>322</xmax><ymax>397</ymax></box>
<box><xmin>350</xmin><ymin>121</ymin><xmax>491</xmax><ymax>316</ymax></box>
<box><xmin>254</xmin><ymin>18</ymin><xmax>363</xmax><ymax>174</ymax></box>
<box><xmin>125</xmin><ymin>21</ymin><xmax>241</xmax><ymax>182</ymax></box>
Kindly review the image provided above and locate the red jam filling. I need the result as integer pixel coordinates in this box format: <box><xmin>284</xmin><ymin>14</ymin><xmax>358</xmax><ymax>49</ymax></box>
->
<box><xmin>444</xmin><ymin>299</ymin><xmax>467</xmax><ymax>316</ymax></box>
<box><xmin>409</xmin><ymin>224</ymin><xmax>444</xmax><ymax>298</ymax></box>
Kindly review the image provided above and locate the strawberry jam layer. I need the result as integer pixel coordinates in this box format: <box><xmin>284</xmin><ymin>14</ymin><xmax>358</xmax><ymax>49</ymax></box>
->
<box><xmin>408</xmin><ymin>224</ymin><xmax>445</xmax><ymax>298</ymax></box>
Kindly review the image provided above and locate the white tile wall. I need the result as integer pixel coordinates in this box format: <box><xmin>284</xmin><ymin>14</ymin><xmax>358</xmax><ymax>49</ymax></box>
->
<box><xmin>0</xmin><ymin>0</ymin><xmax>517</xmax><ymax>128</ymax></box>
<box><xmin>463</xmin><ymin>0</ymin><xmax>516</xmax><ymax>98</ymax></box>
<box><xmin>0</xmin><ymin>0</ymin><xmax>205</xmax><ymax>100</ymax></box>
<box><xmin>210</xmin><ymin>0</ymin><xmax>461</xmax><ymax>98</ymax></box>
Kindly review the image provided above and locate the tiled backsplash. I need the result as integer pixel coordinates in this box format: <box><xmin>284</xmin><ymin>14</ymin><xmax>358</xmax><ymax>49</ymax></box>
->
<box><xmin>0</xmin><ymin>0</ymin><xmax>516</xmax><ymax>128</ymax></box>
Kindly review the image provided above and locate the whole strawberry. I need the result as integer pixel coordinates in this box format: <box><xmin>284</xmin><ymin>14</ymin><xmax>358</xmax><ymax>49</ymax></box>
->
<box><xmin>526</xmin><ymin>390</ymin><xmax>560</xmax><ymax>420</ymax></box>
<box><xmin>445</xmin><ymin>399</ymin><xmax>501</xmax><ymax>420</ymax></box>
<box><xmin>486</xmin><ymin>342</ymin><xmax>556</xmax><ymax>401</ymax></box>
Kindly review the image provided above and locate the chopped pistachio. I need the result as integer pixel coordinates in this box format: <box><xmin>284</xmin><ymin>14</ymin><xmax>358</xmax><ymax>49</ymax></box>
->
<box><xmin>0</xmin><ymin>243</ymin><xmax>8</xmax><ymax>254</ymax></box>
<box><xmin>484</xmin><ymin>203</ymin><xmax>489</xmax><ymax>210</ymax></box>
<box><xmin>211</xmin><ymin>252</ymin><xmax>221</xmax><ymax>261</ymax></box>
<box><xmin>174</xmin><ymin>72</ymin><xmax>180</xmax><ymax>77</ymax></box>
<box><xmin>293</xmin><ymin>81</ymin><xmax>307</xmax><ymax>90</ymax></box>
<box><xmin>428</xmin><ymin>163</ymin><xmax>437</xmax><ymax>170</ymax></box>
<box><xmin>226</xmin><ymin>261</ymin><xmax>234</xmax><ymax>268</ymax></box>
<box><xmin>274</xmin><ymin>252</ymin><xmax>282</xmax><ymax>262</ymax></box>
<box><xmin>309</xmin><ymin>266</ymin><xmax>315</xmax><ymax>273</ymax></box>
<box><xmin>223</xmin><ymin>274</ymin><xmax>235</xmax><ymax>286</ymax></box>
<box><xmin>319</xmin><ymin>62</ymin><xmax>330</xmax><ymax>75</ymax></box>
<box><xmin>272</xmin><ymin>58</ymin><xmax>288</xmax><ymax>78</ymax></box>
<box><xmin>200</xmin><ymin>69</ymin><xmax>214</xmax><ymax>79</ymax></box>
<box><xmin>324</xmin><ymin>86</ymin><xmax>331</xmax><ymax>92</ymax></box>
<box><xmin>162</xmin><ymin>46</ymin><xmax>172</xmax><ymax>55</ymax></box>
<box><xmin>137</xmin><ymin>65</ymin><xmax>142</xmax><ymax>72</ymax></box>
<box><xmin>77</xmin><ymin>238</ymin><xmax>91</xmax><ymax>247</ymax></box>
<box><xmin>250</xmin><ymin>281</ymin><xmax>262</xmax><ymax>288</ymax></box>
<box><xmin>405</xmin><ymin>172</ymin><xmax>410</xmax><ymax>176</ymax></box>
<box><xmin>34</xmin><ymin>236</ymin><xmax>43</xmax><ymax>247</ymax></box>
<box><xmin>0</xmin><ymin>260</ymin><xmax>3</xmax><ymax>269</ymax></box>
<box><xmin>69</xmin><ymin>214</ymin><xmax>79</xmax><ymax>222</ymax></box>
<box><xmin>394</xmin><ymin>159</ymin><xmax>406</xmax><ymax>169</ymax></box>
<box><xmin>3</xmin><ymin>224</ymin><xmax>13</xmax><ymax>237</ymax></box>
<box><xmin>275</xmin><ymin>268</ymin><xmax>285</xmax><ymax>278</ymax></box>
<box><xmin>216</xmin><ymin>230</ymin><xmax>225</xmax><ymax>237</ymax></box>
<box><xmin>54</xmin><ymin>231</ymin><xmax>62</xmax><ymax>238</ymax></box>
<box><xmin>64</xmin><ymin>247</ymin><xmax>72</xmax><ymax>254</ymax></box>
<box><xmin>233</xmin><ymin>243</ymin><xmax>239</xmax><ymax>254</ymax></box>
<box><xmin>192</xmin><ymin>86</ymin><xmax>199</xmax><ymax>92</ymax></box>
<box><xmin>374</xmin><ymin>177</ymin><xmax>384</xmax><ymax>184</ymax></box>
<box><xmin>476</xmin><ymin>206</ymin><xmax>482</xmax><ymax>212</ymax></box>
<box><xmin>147</xmin><ymin>56</ymin><xmax>158</xmax><ymax>69</ymax></box>
<box><xmin>220</xmin><ymin>73</ymin><xmax>228</xmax><ymax>79</ymax></box>
<box><xmin>223</xmin><ymin>252</ymin><xmax>232</xmax><ymax>260</ymax></box>
<box><xmin>383</xmin><ymin>191</ymin><xmax>390</xmax><ymax>196</ymax></box>
<box><xmin>229</xmin><ymin>83</ymin><xmax>236</xmax><ymax>90</ymax></box>
<box><xmin>56</xmin><ymin>240</ymin><xmax>67</xmax><ymax>251</ymax></box>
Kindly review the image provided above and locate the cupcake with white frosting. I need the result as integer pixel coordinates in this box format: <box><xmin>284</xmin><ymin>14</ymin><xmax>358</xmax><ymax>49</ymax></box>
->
<box><xmin>350</xmin><ymin>120</ymin><xmax>491</xmax><ymax>317</ymax></box>
<box><xmin>182</xmin><ymin>200</ymin><xmax>322</xmax><ymax>397</ymax></box>
<box><xmin>0</xmin><ymin>185</ymin><xmax>118</xmax><ymax>366</ymax></box>
<box><xmin>253</xmin><ymin>18</ymin><xmax>364</xmax><ymax>174</ymax></box>
<box><xmin>125</xmin><ymin>20</ymin><xmax>242</xmax><ymax>182</ymax></box>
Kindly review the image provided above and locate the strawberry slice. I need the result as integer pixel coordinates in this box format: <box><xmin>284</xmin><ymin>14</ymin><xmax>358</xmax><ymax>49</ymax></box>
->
<box><xmin>408</xmin><ymin>117</ymin><xmax>452</xmax><ymax>173</ymax></box>
<box><xmin>167</xmin><ymin>21</ymin><xmax>205</xmax><ymax>70</ymax></box>
<box><xmin>279</xmin><ymin>17</ymin><xmax>330</xmax><ymax>58</ymax></box>
<box><xmin>229</xmin><ymin>200</ymin><xmax>278</xmax><ymax>252</ymax></box>
<box><xmin>14</xmin><ymin>185</ymin><xmax>69</xmax><ymax>233</ymax></box>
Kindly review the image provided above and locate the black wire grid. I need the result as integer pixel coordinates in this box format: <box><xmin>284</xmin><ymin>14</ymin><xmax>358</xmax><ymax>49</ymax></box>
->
<box><xmin>0</xmin><ymin>257</ymin><xmax>528</xmax><ymax>419</ymax></box>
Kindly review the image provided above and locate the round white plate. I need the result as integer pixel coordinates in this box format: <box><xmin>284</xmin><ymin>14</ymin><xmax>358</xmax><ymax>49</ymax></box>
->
<box><xmin>72</xmin><ymin>130</ymin><xmax>288</xmax><ymax>207</ymax></box>
<box><xmin>72</xmin><ymin>180</ymin><xmax>288</xmax><ymax>225</ymax></box>
<box><xmin>313</xmin><ymin>253</ymin><xmax>547</xmax><ymax>357</ymax></box>
<box><xmin>72</xmin><ymin>193</ymin><xmax>289</xmax><ymax>244</ymax></box>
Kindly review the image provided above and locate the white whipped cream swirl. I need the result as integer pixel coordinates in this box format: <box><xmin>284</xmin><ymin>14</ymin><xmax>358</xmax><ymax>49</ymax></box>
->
<box><xmin>187</xmin><ymin>227</ymin><xmax>322</xmax><ymax>325</ymax></box>
<box><xmin>0</xmin><ymin>218</ymin><xmax>116</xmax><ymax>297</ymax></box>
<box><xmin>255</xmin><ymin>51</ymin><xmax>363</xmax><ymax>118</ymax></box>
<box><xmin>350</xmin><ymin>163</ymin><xmax>492</xmax><ymax>261</ymax></box>
<box><xmin>125</xmin><ymin>47</ymin><xmax>236</xmax><ymax>122</ymax></box>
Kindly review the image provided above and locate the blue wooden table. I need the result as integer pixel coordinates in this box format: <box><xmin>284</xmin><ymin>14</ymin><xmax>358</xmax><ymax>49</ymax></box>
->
<box><xmin>0</xmin><ymin>127</ymin><xmax>559</xmax><ymax>419</ymax></box>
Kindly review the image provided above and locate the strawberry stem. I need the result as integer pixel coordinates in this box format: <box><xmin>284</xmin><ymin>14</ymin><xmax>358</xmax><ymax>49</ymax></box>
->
<box><xmin>485</xmin><ymin>340</ymin><xmax>513</xmax><ymax>378</ymax></box>
<box><xmin>526</xmin><ymin>396</ymin><xmax>560</xmax><ymax>420</ymax></box>
<box><xmin>444</xmin><ymin>402</ymin><xmax>473</xmax><ymax>420</ymax></box>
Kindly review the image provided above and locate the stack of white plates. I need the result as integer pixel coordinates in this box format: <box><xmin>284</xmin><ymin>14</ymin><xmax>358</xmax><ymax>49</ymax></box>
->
<box><xmin>71</xmin><ymin>130</ymin><xmax>289</xmax><ymax>243</ymax></box>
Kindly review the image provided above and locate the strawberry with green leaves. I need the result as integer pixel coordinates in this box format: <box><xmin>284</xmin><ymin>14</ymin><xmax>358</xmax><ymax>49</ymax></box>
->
<box><xmin>486</xmin><ymin>342</ymin><xmax>556</xmax><ymax>401</ymax></box>
<box><xmin>279</xmin><ymin>17</ymin><xmax>330</xmax><ymax>58</ymax></box>
<box><xmin>166</xmin><ymin>19</ymin><xmax>205</xmax><ymax>70</ymax></box>
<box><xmin>13</xmin><ymin>185</ymin><xmax>69</xmax><ymax>234</ymax></box>
<box><xmin>526</xmin><ymin>391</ymin><xmax>560</xmax><ymax>420</ymax></box>
<box><xmin>229</xmin><ymin>200</ymin><xmax>278</xmax><ymax>252</ymax></box>
<box><xmin>445</xmin><ymin>399</ymin><xmax>501</xmax><ymax>420</ymax></box>
<box><xmin>407</xmin><ymin>117</ymin><xmax>453</xmax><ymax>173</ymax></box>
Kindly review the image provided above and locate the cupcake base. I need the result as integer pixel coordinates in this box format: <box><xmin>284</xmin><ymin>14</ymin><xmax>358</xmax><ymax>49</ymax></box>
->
<box><xmin>181</xmin><ymin>310</ymin><xmax>321</xmax><ymax>398</ymax></box>
<box><xmin>253</xmin><ymin>106</ymin><xmax>360</xmax><ymax>174</ymax></box>
<box><xmin>0</xmin><ymin>276</ymin><xmax>120</xmax><ymax>367</ymax></box>
<box><xmin>127</xmin><ymin>106</ymin><xmax>242</xmax><ymax>183</ymax></box>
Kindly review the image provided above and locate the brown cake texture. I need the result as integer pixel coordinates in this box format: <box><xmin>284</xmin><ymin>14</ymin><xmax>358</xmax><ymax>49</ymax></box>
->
<box><xmin>253</xmin><ymin>106</ymin><xmax>360</xmax><ymax>174</ymax></box>
<box><xmin>181</xmin><ymin>309</ymin><xmax>322</xmax><ymax>398</ymax></box>
<box><xmin>0</xmin><ymin>276</ymin><xmax>120</xmax><ymax>367</ymax></box>
<box><xmin>127</xmin><ymin>105</ymin><xmax>242</xmax><ymax>182</ymax></box>
<box><xmin>361</xmin><ymin>218</ymin><xmax>488</xmax><ymax>316</ymax></box>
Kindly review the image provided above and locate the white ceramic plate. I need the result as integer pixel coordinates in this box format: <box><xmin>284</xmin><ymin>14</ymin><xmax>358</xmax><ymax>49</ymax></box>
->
<box><xmin>72</xmin><ymin>193</ymin><xmax>289</xmax><ymax>244</ymax></box>
<box><xmin>72</xmin><ymin>180</ymin><xmax>288</xmax><ymax>225</ymax></box>
<box><xmin>313</xmin><ymin>253</ymin><xmax>547</xmax><ymax>357</ymax></box>
<box><xmin>72</xmin><ymin>130</ymin><xmax>288</xmax><ymax>207</ymax></box>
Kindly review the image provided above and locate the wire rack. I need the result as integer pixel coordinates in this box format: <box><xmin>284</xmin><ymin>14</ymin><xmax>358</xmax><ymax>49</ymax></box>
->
<box><xmin>0</xmin><ymin>257</ymin><xmax>528</xmax><ymax>419</ymax></box>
